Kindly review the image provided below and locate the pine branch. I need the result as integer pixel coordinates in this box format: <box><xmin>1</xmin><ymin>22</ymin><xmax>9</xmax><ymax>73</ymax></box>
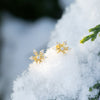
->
<box><xmin>80</xmin><ymin>24</ymin><xmax>100</xmax><ymax>43</ymax></box>
<box><xmin>88</xmin><ymin>82</ymin><xmax>100</xmax><ymax>100</ymax></box>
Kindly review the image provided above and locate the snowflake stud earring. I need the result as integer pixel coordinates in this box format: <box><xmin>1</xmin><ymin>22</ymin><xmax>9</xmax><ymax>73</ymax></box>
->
<box><xmin>56</xmin><ymin>41</ymin><xmax>69</xmax><ymax>54</ymax></box>
<box><xmin>29</xmin><ymin>49</ymin><xmax>45</xmax><ymax>64</ymax></box>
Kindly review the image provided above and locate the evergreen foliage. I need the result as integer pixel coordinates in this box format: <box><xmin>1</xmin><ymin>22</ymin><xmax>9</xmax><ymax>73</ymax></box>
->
<box><xmin>88</xmin><ymin>82</ymin><xmax>100</xmax><ymax>100</ymax></box>
<box><xmin>80</xmin><ymin>25</ymin><xmax>100</xmax><ymax>43</ymax></box>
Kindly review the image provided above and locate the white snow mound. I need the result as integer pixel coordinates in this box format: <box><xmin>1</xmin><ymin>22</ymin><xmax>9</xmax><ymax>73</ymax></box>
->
<box><xmin>11</xmin><ymin>0</ymin><xmax>100</xmax><ymax>99</ymax></box>
<box><xmin>11</xmin><ymin>47</ymin><xmax>81</xmax><ymax>100</ymax></box>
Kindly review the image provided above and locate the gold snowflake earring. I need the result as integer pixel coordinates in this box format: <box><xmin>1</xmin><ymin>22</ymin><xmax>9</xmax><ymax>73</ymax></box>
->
<box><xmin>56</xmin><ymin>41</ymin><xmax>69</xmax><ymax>54</ymax></box>
<box><xmin>29</xmin><ymin>49</ymin><xmax>45</xmax><ymax>64</ymax></box>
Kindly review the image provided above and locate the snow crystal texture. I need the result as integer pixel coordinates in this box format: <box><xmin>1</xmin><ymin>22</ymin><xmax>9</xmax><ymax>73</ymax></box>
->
<box><xmin>11</xmin><ymin>0</ymin><xmax>100</xmax><ymax>100</ymax></box>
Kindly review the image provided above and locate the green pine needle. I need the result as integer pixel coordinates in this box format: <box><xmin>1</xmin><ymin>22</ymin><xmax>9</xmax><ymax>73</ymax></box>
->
<box><xmin>80</xmin><ymin>24</ymin><xmax>100</xmax><ymax>43</ymax></box>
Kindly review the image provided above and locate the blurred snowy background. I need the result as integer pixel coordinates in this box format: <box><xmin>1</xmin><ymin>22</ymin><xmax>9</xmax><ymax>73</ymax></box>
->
<box><xmin>0</xmin><ymin>0</ymin><xmax>74</xmax><ymax>100</ymax></box>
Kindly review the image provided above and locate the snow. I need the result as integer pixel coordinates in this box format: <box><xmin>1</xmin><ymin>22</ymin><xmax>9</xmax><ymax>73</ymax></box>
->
<box><xmin>12</xmin><ymin>47</ymin><xmax>81</xmax><ymax>100</ymax></box>
<box><xmin>11</xmin><ymin>0</ymin><xmax>100</xmax><ymax>100</ymax></box>
<box><xmin>11</xmin><ymin>42</ymin><xmax>100</xmax><ymax>100</ymax></box>
<box><xmin>48</xmin><ymin>0</ymin><xmax>100</xmax><ymax>48</ymax></box>
<box><xmin>1</xmin><ymin>13</ymin><xmax>55</xmax><ymax>100</ymax></box>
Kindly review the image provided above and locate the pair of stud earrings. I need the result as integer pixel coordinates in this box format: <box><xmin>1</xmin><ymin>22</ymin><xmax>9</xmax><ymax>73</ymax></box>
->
<box><xmin>29</xmin><ymin>41</ymin><xmax>69</xmax><ymax>64</ymax></box>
